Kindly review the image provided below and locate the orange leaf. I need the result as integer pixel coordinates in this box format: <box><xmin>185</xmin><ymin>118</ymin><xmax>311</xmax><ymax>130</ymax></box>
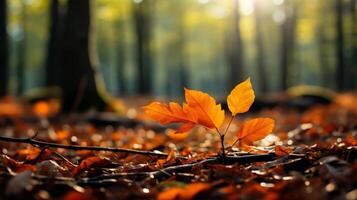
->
<box><xmin>72</xmin><ymin>157</ymin><xmax>117</xmax><ymax>176</ymax></box>
<box><xmin>166</xmin><ymin>150</ymin><xmax>176</xmax><ymax>162</ymax></box>
<box><xmin>1</xmin><ymin>155</ymin><xmax>36</xmax><ymax>173</ymax></box>
<box><xmin>60</xmin><ymin>191</ymin><xmax>93</xmax><ymax>200</ymax></box>
<box><xmin>167</xmin><ymin>129</ymin><xmax>189</xmax><ymax>141</ymax></box>
<box><xmin>345</xmin><ymin>134</ymin><xmax>357</xmax><ymax>146</ymax></box>
<box><xmin>184</xmin><ymin>88</ymin><xmax>225</xmax><ymax>129</ymax></box>
<box><xmin>274</xmin><ymin>145</ymin><xmax>293</xmax><ymax>156</ymax></box>
<box><xmin>143</xmin><ymin>102</ymin><xmax>197</xmax><ymax>133</ymax></box>
<box><xmin>236</xmin><ymin>118</ymin><xmax>275</xmax><ymax>146</ymax></box>
<box><xmin>33</xmin><ymin>101</ymin><xmax>51</xmax><ymax>118</ymax></box>
<box><xmin>227</xmin><ymin>78</ymin><xmax>255</xmax><ymax>116</ymax></box>
<box><xmin>156</xmin><ymin>150</ymin><xmax>176</xmax><ymax>168</ymax></box>
<box><xmin>157</xmin><ymin>183</ymin><xmax>211</xmax><ymax>200</ymax></box>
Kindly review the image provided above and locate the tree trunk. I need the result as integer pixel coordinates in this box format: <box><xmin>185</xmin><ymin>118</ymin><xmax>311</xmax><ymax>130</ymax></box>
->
<box><xmin>59</xmin><ymin>0</ymin><xmax>106</xmax><ymax>112</ymax></box>
<box><xmin>227</xmin><ymin>0</ymin><xmax>244</xmax><ymax>89</ymax></box>
<box><xmin>116</xmin><ymin>17</ymin><xmax>126</xmax><ymax>95</ymax></box>
<box><xmin>318</xmin><ymin>31</ymin><xmax>330</xmax><ymax>87</ymax></box>
<box><xmin>17</xmin><ymin>1</ymin><xmax>27</xmax><ymax>95</ymax></box>
<box><xmin>254</xmin><ymin>0</ymin><xmax>268</xmax><ymax>93</ymax></box>
<box><xmin>133</xmin><ymin>0</ymin><xmax>154</xmax><ymax>95</ymax></box>
<box><xmin>317</xmin><ymin>2</ymin><xmax>330</xmax><ymax>88</ymax></box>
<box><xmin>335</xmin><ymin>0</ymin><xmax>345</xmax><ymax>91</ymax></box>
<box><xmin>177</xmin><ymin>16</ymin><xmax>189</xmax><ymax>90</ymax></box>
<box><xmin>280</xmin><ymin>0</ymin><xmax>297</xmax><ymax>91</ymax></box>
<box><xmin>0</xmin><ymin>0</ymin><xmax>8</xmax><ymax>97</ymax></box>
<box><xmin>45</xmin><ymin>0</ymin><xmax>62</xmax><ymax>87</ymax></box>
<box><xmin>351</xmin><ymin>0</ymin><xmax>357</xmax><ymax>89</ymax></box>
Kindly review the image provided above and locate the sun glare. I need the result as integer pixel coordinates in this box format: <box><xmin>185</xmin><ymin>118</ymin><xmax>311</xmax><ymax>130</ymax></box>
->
<box><xmin>240</xmin><ymin>0</ymin><xmax>254</xmax><ymax>16</ymax></box>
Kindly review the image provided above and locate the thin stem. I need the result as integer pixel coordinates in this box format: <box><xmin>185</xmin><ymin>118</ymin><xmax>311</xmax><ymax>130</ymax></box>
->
<box><xmin>225</xmin><ymin>138</ymin><xmax>240</xmax><ymax>151</ymax></box>
<box><xmin>215</xmin><ymin>127</ymin><xmax>222</xmax><ymax>137</ymax></box>
<box><xmin>231</xmin><ymin>138</ymin><xmax>240</xmax><ymax>148</ymax></box>
<box><xmin>223</xmin><ymin>115</ymin><xmax>234</xmax><ymax>136</ymax></box>
<box><xmin>215</xmin><ymin>127</ymin><xmax>226</xmax><ymax>160</ymax></box>
<box><xmin>0</xmin><ymin>135</ymin><xmax>168</xmax><ymax>157</ymax></box>
<box><xmin>220</xmin><ymin>134</ymin><xmax>226</xmax><ymax>159</ymax></box>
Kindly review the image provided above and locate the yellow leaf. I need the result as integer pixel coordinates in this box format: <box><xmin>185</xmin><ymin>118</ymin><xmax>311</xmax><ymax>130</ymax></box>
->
<box><xmin>184</xmin><ymin>88</ymin><xmax>225</xmax><ymax>129</ymax></box>
<box><xmin>227</xmin><ymin>78</ymin><xmax>255</xmax><ymax>116</ymax></box>
<box><xmin>142</xmin><ymin>102</ymin><xmax>197</xmax><ymax>133</ymax></box>
<box><xmin>236</xmin><ymin>118</ymin><xmax>275</xmax><ymax>145</ymax></box>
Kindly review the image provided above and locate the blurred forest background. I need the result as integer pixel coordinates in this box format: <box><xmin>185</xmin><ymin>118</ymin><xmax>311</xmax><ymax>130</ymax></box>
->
<box><xmin>0</xmin><ymin>0</ymin><xmax>356</xmax><ymax>104</ymax></box>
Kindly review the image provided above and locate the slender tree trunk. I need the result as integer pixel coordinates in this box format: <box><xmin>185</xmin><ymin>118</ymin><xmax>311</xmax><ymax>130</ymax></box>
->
<box><xmin>335</xmin><ymin>0</ymin><xmax>345</xmax><ymax>91</ymax></box>
<box><xmin>133</xmin><ymin>1</ymin><xmax>153</xmax><ymax>95</ymax></box>
<box><xmin>254</xmin><ymin>0</ymin><xmax>268</xmax><ymax>93</ymax></box>
<box><xmin>318</xmin><ymin>31</ymin><xmax>330</xmax><ymax>87</ymax></box>
<box><xmin>280</xmin><ymin>0</ymin><xmax>297</xmax><ymax>91</ymax></box>
<box><xmin>318</xmin><ymin>2</ymin><xmax>330</xmax><ymax>88</ymax></box>
<box><xmin>0</xmin><ymin>0</ymin><xmax>8</xmax><ymax>97</ymax></box>
<box><xmin>59</xmin><ymin>0</ymin><xmax>106</xmax><ymax>112</ymax></box>
<box><xmin>177</xmin><ymin>24</ymin><xmax>188</xmax><ymax>90</ymax></box>
<box><xmin>17</xmin><ymin>1</ymin><xmax>27</xmax><ymax>95</ymax></box>
<box><xmin>45</xmin><ymin>0</ymin><xmax>62</xmax><ymax>87</ymax></box>
<box><xmin>176</xmin><ymin>3</ymin><xmax>188</xmax><ymax>90</ymax></box>
<box><xmin>227</xmin><ymin>0</ymin><xmax>244</xmax><ymax>89</ymax></box>
<box><xmin>116</xmin><ymin>17</ymin><xmax>126</xmax><ymax>95</ymax></box>
<box><xmin>351</xmin><ymin>0</ymin><xmax>357</xmax><ymax>88</ymax></box>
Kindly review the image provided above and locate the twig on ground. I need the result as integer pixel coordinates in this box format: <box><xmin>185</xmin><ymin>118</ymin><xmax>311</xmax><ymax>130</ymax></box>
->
<box><xmin>0</xmin><ymin>135</ymin><xmax>168</xmax><ymax>157</ymax></box>
<box><xmin>83</xmin><ymin>153</ymin><xmax>278</xmax><ymax>183</ymax></box>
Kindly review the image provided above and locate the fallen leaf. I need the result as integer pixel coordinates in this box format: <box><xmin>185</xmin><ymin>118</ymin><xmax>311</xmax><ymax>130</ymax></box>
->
<box><xmin>36</xmin><ymin>160</ymin><xmax>70</xmax><ymax>176</ymax></box>
<box><xmin>1</xmin><ymin>155</ymin><xmax>36</xmax><ymax>173</ymax></box>
<box><xmin>184</xmin><ymin>88</ymin><xmax>225</xmax><ymax>129</ymax></box>
<box><xmin>345</xmin><ymin>134</ymin><xmax>357</xmax><ymax>146</ymax></box>
<box><xmin>16</xmin><ymin>147</ymin><xmax>41</xmax><ymax>160</ymax></box>
<box><xmin>60</xmin><ymin>190</ymin><xmax>94</xmax><ymax>200</ymax></box>
<box><xmin>72</xmin><ymin>157</ymin><xmax>118</xmax><ymax>176</ymax></box>
<box><xmin>33</xmin><ymin>101</ymin><xmax>50</xmax><ymax>118</ymax></box>
<box><xmin>275</xmin><ymin>145</ymin><xmax>293</xmax><ymax>156</ymax></box>
<box><xmin>156</xmin><ymin>150</ymin><xmax>176</xmax><ymax>168</ymax></box>
<box><xmin>227</xmin><ymin>78</ymin><xmax>255</xmax><ymax>116</ymax></box>
<box><xmin>157</xmin><ymin>182</ymin><xmax>211</xmax><ymax>200</ymax></box>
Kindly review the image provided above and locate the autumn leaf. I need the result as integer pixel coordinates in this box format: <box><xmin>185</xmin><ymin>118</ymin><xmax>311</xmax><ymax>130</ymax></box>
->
<box><xmin>1</xmin><ymin>155</ymin><xmax>36</xmax><ymax>173</ymax></box>
<box><xmin>236</xmin><ymin>118</ymin><xmax>275</xmax><ymax>146</ymax></box>
<box><xmin>157</xmin><ymin>182</ymin><xmax>211</xmax><ymax>200</ymax></box>
<box><xmin>345</xmin><ymin>134</ymin><xmax>357</xmax><ymax>146</ymax></box>
<box><xmin>274</xmin><ymin>145</ymin><xmax>293</xmax><ymax>156</ymax></box>
<box><xmin>33</xmin><ymin>101</ymin><xmax>51</xmax><ymax>118</ymax></box>
<box><xmin>142</xmin><ymin>102</ymin><xmax>197</xmax><ymax>133</ymax></box>
<box><xmin>72</xmin><ymin>157</ymin><xmax>118</xmax><ymax>176</ymax></box>
<box><xmin>166</xmin><ymin>129</ymin><xmax>189</xmax><ymax>141</ymax></box>
<box><xmin>156</xmin><ymin>150</ymin><xmax>176</xmax><ymax>168</ymax></box>
<box><xmin>184</xmin><ymin>88</ymin><xmax>225</xmax><ymax>129</ymax></box>
<box><xmin>60</xmin><ymin>191</ymin><xmax>94</xmax><ymax>200</ymax></box>
<box><xmin>227</xmin><ymin>78</ymin><xmax>255</xmax><ymax>116</ymax></box>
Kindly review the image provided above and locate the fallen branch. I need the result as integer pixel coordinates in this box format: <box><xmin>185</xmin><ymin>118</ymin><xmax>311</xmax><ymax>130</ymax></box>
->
<box><xmin>150</xmin><ymin>153</ymin><xmax>277</xmax><ymax>180</ymax></box>
<box><xmin>0</xmin><ymin>135</ymin><xmax>168</xmax><ymax>157</ymax></box>
<box><xmin>82</xmin><ymin>153</ymin><xmax>278</xmax><ymax>183</ymax></box>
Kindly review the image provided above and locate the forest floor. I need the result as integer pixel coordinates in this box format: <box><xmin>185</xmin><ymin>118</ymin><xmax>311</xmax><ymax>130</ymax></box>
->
<box><xmin>0</xmin><ymin>94</ymin><xmax>356</xmax><ymax>200</ymax></box>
